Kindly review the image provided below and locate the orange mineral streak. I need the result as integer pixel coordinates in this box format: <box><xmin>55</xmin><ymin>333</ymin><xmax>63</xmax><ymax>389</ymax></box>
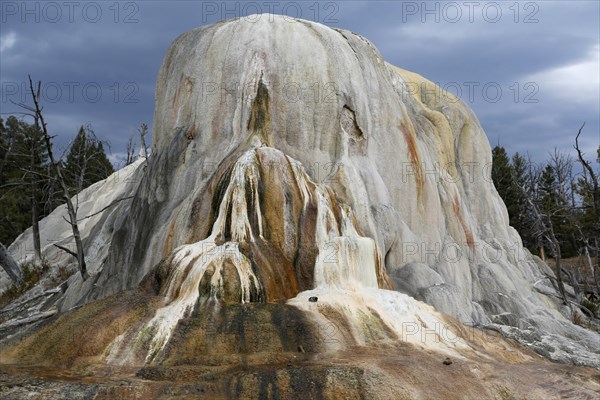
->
<box><xmin>400</xmin><ymin>120</ymin><xmax>424</xmax><ymax>201</ymax></box>
<box><xmin>375</xmin><ymin>249</ymin><xmax>393</xmax><ymax>290</ymax></box>
<box><xmin>452</xmin><ymin>196</ymin><xmax>475</xmax><ymax>251</ymax></box>
<box><xmin>246</xmin><ymin>240</ymin><xmax>300</xmax><ymax>302</ymax></box>
<box><xmin>163</xmin><ymin>218</ymin><xmax>178</xmax><ymax>258</ymax></box>
<box><xmin>171</xmin><ymin>75</ymin><xmax>193</xmax><ymax>121</ymax></box>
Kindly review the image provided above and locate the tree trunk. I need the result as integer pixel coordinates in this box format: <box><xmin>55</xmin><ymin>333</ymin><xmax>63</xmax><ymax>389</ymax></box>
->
<box><xmin>27</xmin><ymin>77</ymin><xmax>88</xmax><ymax>280</ymax></box>
<box><xmin>575</xmin><ymin>124</ymin><xmax>600</xmax><ymax>229</ymax></box>
<box><xmin>551</xmin><ymin>237</ymin><xmax>568</xmax><ymax>305</ymax></box>
<box><xmin>0</xmin><ymin>242</ymin><xmax>22</xmax><ymax>284</ymax></box>
<box><xmin>562</xmin><ymin>265</ymin><xmax>582</xmax><ymax>303</ymax></box>
<box><xmin>30</xmin><ymin>143</ymin><xmax>42</xmax><ymax>261</ymax></box>
<box><xmin>64</xmin><ymin>193</ymin><xmax>88</xmax><ymax>279</ymax></box>
<box><xmin>539</xmin><ymin>246</ymin><xmax>545</xmax><ymax>261</ymax></box>
<box><xmin>139</xmin><ymin>123</ymin><xmax>148</xmax><ymax>158</ymax></box>
<box><xmin>31</xmin><ymin>200</ymin><xmax>41</xmax><ymax>261</ymax></box>
<box><xmin>592</xmin><ymin>239</ymin><xmax>600</xmax><ymax>296</ymax></box>
<box><xmin>584</xmin><ymin>245</ymin><xmax>595</xmax><ymax>288</ymax></box>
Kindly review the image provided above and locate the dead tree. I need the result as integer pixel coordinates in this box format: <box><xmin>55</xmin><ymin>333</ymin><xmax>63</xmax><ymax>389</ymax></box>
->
<box><xmin>138</xmin><ymin>123</ymin><xmax>148</xmax><ymax>159</ymax></box>
<box><xmin>574</xmin><ymin>123</ymin><xmax>600</xmax><ymax>295</ymax></box>
<box><xmin>125</xmin><ymin>134</ymin><xmax>136</xmax><ymax>166</ymax></box>
<box><xmin>17</xmin><ymin>77</ymin><xmax>88</xmax><ymax>280</ymax></box>
<box><xmin>28</xmin><ymin>121</ymin><xmax>43</xmax><ymax>261</ymax></box>
<box><xmin>521</xmin><ymin>160</ymin><xmax>568</xmax><ymax>305</ymax></box>
<box><xmin>0</xmin><ymin>242</ymin><xmax>22</xmax><ymax>284</ymax></box>
<box><xmin>561</xmin><ymin>262</ymin><xmax>583</xmax><ymax>304</ymax></box>
<box><xmin>575</xmin><ymin>123</ymin><xmax>600</xmax><ymax>229</ymax></box>
<box><xmin>595</xmin><ymin>238</ymin><xmax>600</xmax><ymax>293</ymax></box>
<box><xmin>523</xmin><ymin>155</ymin><xmax>547</xmax><ymax>261</ymax></box>
<box><xmin>549</xmin><ymin>148</ymin><xmax>574</xmax><ymax>209</ymax></box>
<box><xmin>0</xmin><ymin>117</ymin><xmax>46</xmax><ymax>261</ymax></box>
<box><xmin>545</xmin><ymin>217</ymin><xmax>569</xmax><ymax>305</ymax></box>
<box><xmin>575</xmin><ymin>225</ymin><xmax>600</xmax><ymax>298</ymax></box>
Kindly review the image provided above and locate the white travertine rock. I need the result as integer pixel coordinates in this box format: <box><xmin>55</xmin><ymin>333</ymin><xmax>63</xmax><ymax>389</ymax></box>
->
<box><xmin>2</xmin><ymin>15</ymin><xmax>598</xmax><ymax>368</ymax></box>
<box><xmin>3</xmin><ymin>159</ymin><xmax>145</xmax><ymax>309</ymax></box>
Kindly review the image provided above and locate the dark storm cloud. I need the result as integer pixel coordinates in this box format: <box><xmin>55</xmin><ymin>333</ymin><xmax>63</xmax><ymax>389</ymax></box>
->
<box><xmin>1</xmin><ymin>1</ymin><xmax>598</xmax><ymax>166</ymax></box>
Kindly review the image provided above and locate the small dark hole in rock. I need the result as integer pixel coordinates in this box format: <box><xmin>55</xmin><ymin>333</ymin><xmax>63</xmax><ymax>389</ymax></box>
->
<box><xmin>309</xmin><ymin>296</ymin><xmax>318</xmax><ymax>302</ymax></box>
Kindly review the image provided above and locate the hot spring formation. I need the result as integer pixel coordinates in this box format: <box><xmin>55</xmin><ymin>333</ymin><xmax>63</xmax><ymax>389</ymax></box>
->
<box><xmin>1</xmin><ymin>14</ymin><xmax>599</xmax><ymax>400</ymax></box>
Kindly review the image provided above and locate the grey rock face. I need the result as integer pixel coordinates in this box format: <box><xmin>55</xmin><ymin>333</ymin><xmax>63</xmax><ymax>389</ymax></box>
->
<box><xmin>2</xmin><ymin>15</ymin><xmax>598</xmax><ymax>368</ymax></box>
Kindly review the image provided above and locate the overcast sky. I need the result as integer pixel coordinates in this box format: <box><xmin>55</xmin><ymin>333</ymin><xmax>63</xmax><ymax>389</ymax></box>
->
<box><xmin>1</xmin><ymin>1</ymin><xmax>598</xmax><ymax>167</ymax></box>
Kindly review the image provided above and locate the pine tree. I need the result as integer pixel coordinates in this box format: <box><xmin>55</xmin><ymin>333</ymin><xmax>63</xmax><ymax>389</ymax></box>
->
<box><xmin>492</xmin><ymin>146</ymin><xmax>518</xmax><ymax>222</ymax></box>
<box><xmin>539</xmin><ymin>164</ymin><xmax>558</xmax><ymax>214</ymax></box>
<box><xmin>88</xmin><ymin>142</ymin><xmax>114</xmax><ymax>182</ymax></box>
<box><xmin>577</xmin><ymin>176</ymin><xmax>597</xmax><ymax>239</ymax></box>
<box><xmin>63</xmin><ymin>125</ymin><xmax>114</xmax><ymax>195</ymax></box>
<box><xmin>0</xmin><ymin>117</ymin><xmax>7</xmax><ymax>179</ymax></box>
<box><xmin>511</xmin><ymin>152</ymin><xmax>533</xmax><ymax>247</ymax></box>
<box><xmin>0</xmin><ymin>118</ymin><xmax>115</xmax><ymax>247</ymax></box>
<box><xmin>537</xmin><ymin>162</ymin><xmax>579</xmax><ymax>257</ymax></box>
<box><xmin>0</xmin><ymin>117</ymin><xmax>48</xmax><ymax>248</ymax></box>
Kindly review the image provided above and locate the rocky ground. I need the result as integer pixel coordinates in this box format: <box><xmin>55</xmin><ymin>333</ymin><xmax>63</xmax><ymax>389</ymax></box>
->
<box><xmin>1</xmin><ymin>290</ymin><xmax>599</xmax><ymax>399</ymax></box>
<box><xmin>2</xmin><ymin>341</ymin><xmax>599</xmax><ymax>399</ymax></box>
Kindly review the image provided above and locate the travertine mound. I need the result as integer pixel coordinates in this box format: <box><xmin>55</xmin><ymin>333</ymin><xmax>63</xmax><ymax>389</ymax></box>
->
<box><xmin>2</xmin><ymin>15</ymin><xmax>598</xmax><ymax>370</ymax></box>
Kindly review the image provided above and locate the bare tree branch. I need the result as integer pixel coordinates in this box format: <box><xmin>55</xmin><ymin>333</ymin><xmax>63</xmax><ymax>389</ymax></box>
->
<box><xmin>138</xmin><ymin>122</ymin><xmax>148</xmax><ymax>159</ymax></box>
<box><xmin>0</xmin><ymin>242</ymin><xmax>22</xmax><ymax>284</ymax></box>
<box><xmin>53</xmin><ymin>243</ymin><xmax>77</xmax><ymax>258</ymax></box>
<box><xmin>24</xmin><ymin>75</ymin><xmax>88</xmax><ymax>280</ymax></box>
<box><xmin>77</xmin><ymin>195</ymin><xmax>134</xmax><ymax>222</ymax></box>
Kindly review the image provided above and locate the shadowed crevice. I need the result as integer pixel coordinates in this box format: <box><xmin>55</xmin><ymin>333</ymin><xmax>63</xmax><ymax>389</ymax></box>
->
<box><xmin>247</xmin><ymin>77</ymin><xmax>271</xmax><ymax>146</ymax></box>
